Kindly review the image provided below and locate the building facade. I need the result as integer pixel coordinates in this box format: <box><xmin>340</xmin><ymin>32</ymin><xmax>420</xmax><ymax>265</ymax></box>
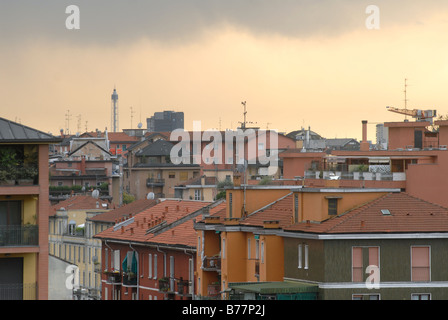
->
<box><xmin>0</xmin><ymin>118</ymin><xmax>61</xmax><ymax>300</ymax></box>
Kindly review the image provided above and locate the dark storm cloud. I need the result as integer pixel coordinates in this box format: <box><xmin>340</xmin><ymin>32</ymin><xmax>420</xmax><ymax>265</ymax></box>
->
<box><xmin>0</xmin><ymin>1</ymin><xmax>446</xmax><ymax>45</ymax></box>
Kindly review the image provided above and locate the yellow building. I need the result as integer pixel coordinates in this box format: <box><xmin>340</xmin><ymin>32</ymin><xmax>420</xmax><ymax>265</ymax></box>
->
<box><xmin>0</xmin><ymin>118</ymin><xmax>61</xmax><ymax>300</ymax></box>
<box><xmin>48</xmin><ymin>195</ymin><xmax>110</xmax><ymax>299</ymax></box>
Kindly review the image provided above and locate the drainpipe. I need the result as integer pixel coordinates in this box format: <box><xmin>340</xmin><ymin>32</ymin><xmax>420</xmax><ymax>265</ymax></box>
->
<box><xmin>184</xmin><ymin>249</ymin><xmax>195</xmax><ymax>300</ymax></box>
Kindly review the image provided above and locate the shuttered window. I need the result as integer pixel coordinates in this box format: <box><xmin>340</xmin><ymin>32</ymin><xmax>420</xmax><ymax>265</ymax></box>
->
<box><xmin>411</xmin><ymin>246</ymin><xmax>430</xmax><ymax>281</ymax></box>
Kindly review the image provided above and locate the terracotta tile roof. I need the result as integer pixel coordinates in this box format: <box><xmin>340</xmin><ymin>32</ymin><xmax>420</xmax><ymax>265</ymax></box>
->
<box><xmin>108</xmin><ymin>132</ymin><xmax>139</xmax><ymax>142</ymax></box>
<box><xmin>284</xmin><ymin>192</ymin><xmax>448</xmax><ymax>234</ymax></box>
<box><xmin>89</xmin><ymin>199</ymin><xmax>158</xmax><ymax>222</ymax></box>
<box><xmin>240</xmin><ymin>193</ymin><xmax>293</xmax><ymax>227</ymax></box>
<box><xmin>94</xmin><ymin>200</ymin><xmax>215</xmax><ymax>247</ymax></box>
<box><xmin>50</xmin><ymin>195</ymin><xmax>111</xmax><ymax>216</ymax></box>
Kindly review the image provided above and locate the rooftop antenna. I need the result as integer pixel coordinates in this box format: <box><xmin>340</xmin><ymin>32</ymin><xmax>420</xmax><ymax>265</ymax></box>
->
<box><xmin>65</xmin><ymin>109</ymin><xmax>72</xmax><ymax>135</ymax></box>
<box><xmin>242</xmin><ymin>101</ymin><xmax>247</xmax><ymax>129</ymax></box>
<box><xmin>130</xmin><ymin>106</ymin><xmax>135</xmax><ymax>129</ymax></box>
<box><xmin>77</xmin><ymin>114</ymin><xmax>81</xmax><ymax>133</ymax></box>
<box><xmin>404</xmin><ymin>78</ymin><xmax>409</xmax><ymax>121</ymax></box>
<box><xmin>85</xmin><ymin>121</ymin><xmax>88</xmax><ymax>133</ymax></box>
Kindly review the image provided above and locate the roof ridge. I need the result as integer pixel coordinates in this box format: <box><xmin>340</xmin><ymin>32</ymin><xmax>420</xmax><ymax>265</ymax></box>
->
<box><xmin>245</xmin><ymin>192</ymin><xmax>293</xmax><ymax>219</ymax></box>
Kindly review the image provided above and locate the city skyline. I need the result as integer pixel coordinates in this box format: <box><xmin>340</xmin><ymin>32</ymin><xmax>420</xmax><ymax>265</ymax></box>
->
<box><xmin>1</xmin><ymin>1</ymin><xmax>447</xmax><ymax>141</ymax></box>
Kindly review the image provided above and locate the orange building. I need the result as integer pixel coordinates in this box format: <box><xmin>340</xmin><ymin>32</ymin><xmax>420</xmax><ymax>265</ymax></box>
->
<box><xmin>194</xmin><ymin>177</ymin><xmax>396</xmax><ymax>299</ymax></box>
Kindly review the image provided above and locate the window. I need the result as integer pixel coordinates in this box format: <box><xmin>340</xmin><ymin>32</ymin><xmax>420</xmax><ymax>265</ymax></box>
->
<box><xmin>113</xmin><ymin>250</ymin><xmax>120</xmax><ymax>272</ymax></box>
<box><xmin>255</xmin><ymin>239</ymin><xmax>259</xmax><ymax>260</ymax></box>
<box><xmin>294</xmin><ymin>194</ymin><xmax>299</xmax><ymax>222</ymax></box>
<box><xmin>352</xmin><ymin>246</ymin><xmax>379</xmax><ymax>282</ymax></box>
<box><xmin>229</xmin><ymin>193</ymin><xmax>233</xmax><ymax>218</ymax></box>
<box><xmin>148</xmin><ymin>254</ymin><xmax>152</xmax><ymax>279</ymax></box>
<box><xmin>153</xmin><ymin>254</ymin><xmax>158</xmax><ymax>279</ymax></box>
<box><xmin>353</xmin><ymin>294</ymin><xmax>380</xmax><ymax>300</ymax></box>
<box><xmin>411</xmin><ymin>293</ymin><xmax>431</xmax><ymax>300</ymax></box>
<box><xmin>328</xmin><ymin>198</ymin><xmax>338</xmax><ymax>215</ymax></box>
<box><xmin>411</xmin><ymin>246</ymin><xmax>430</xmax><ymax>282</ymax></box>
<box><xmin>261</xmin><ymin>241</ymin><xmax>265</xmax><ymax>263</ymax></box>
<box><xmin>222</xmin><ymin>238</ymin><xmax>226</xmax><ymax>259</ymax></box>
<box><xmin>194</xmin><ymin>189</ymin><xmax>201</xmax><ymax>201</ymax></box>
<box><xmin>180</xmin><ymin>172</ymin><xmax>188</xmax><ymax>181</ymax></box>
<box><xmin>0</xmin><ymin>201</ymin><xmax>22</xmax><ymax>226</ymax></box>
<box><xmin>298</xmin><ymin>244</ymin><xmax>309</xmax><ymax>269</ymax></box>
<box><xmin>168</xmin><ymin>172</ymin><xmax>175</xmax><ymax>179</ymax></box>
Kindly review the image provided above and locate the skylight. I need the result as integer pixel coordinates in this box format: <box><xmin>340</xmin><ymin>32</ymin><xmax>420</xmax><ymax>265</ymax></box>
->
<box><xmin>381</xmin><ymin>209</ymin><xmax>391</xmax><ymax>215</ymax></box>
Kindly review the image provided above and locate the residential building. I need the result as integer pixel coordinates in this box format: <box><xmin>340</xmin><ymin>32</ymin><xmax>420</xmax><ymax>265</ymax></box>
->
<box><xmin>123</xmin><ymin>139</ymin><xmax>201</xmax><ymax>200</ymax></box>
<box><xmin>48</xmin><ymin>195</ymin><xmax>111</xmax><ymax>299</ymax></box>
<box><xmin>282</xmin><ymin>191</ymin><xmax>448</xmax><ymax>300</ymax></box>
<box><xmin>174</xmin><ymin>176</ymin><xmax>218</xmax><ymax>201</ymax></box>
<box><xmin>195</xmin><ymin>181</ymin><xmax>448</xmax><ymax>300</ymax></box>
<box><xmin>94</xmin><ymin>199</ymin><xmax>225</xmax><ymax>300</ymax></box>
<box><xmin>0</xmin><ymin>117</ymin><xmax>61</xmax><ymax>300</ymax></box>
<box><xmin>280</xmin><ymin>119</ymin><xmax>448</xmax><ymax>208</ymax></box>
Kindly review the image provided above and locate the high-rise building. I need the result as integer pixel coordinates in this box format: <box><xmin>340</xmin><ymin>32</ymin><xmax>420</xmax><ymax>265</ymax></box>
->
<box><xmin>146</xmin><ymin>111</ymin><xmax>184</xmax><ymax>132</ymax></box>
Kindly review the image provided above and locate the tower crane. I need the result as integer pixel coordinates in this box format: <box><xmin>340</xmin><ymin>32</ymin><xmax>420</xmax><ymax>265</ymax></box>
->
<box><xmin>386</xmin><ymin>106</ymin><xmax>437</xmax><ymax>124</ymax></box>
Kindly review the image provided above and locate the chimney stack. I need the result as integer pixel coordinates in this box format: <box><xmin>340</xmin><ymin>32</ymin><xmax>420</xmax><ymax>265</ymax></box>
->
<box><xmin>360</xmin><ymin>120</ymin><xmax>370</xmax><ymax>151</ymax></box>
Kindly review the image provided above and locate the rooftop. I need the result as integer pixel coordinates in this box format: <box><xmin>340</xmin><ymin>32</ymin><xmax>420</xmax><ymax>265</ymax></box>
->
<box><xmin>0</xmin><ymin>117</ymin><xmax>62</xmax><ymax>143</ymax></box>
<box><xmin>284</xmin><ymin>192</ymin><xmax>448</xmax><ymax>234</ymax></box>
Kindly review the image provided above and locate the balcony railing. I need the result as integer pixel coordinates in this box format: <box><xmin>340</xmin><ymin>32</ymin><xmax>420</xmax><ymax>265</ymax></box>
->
<box><xmin>122</xmin><ymin>272</ymin><xmax>137</xmax><ymax>286</ymax></box>
<box><xmin>0</xmin><ymin>283</ymin><xmax>37</xmax><ymax>300</ymax></box>
<box><xmin>202</xmin><ymin>256</ymin><xmax>221</xmax><ymax>272</ymax></box>
<box><xmin>146</xmin><ymin>178</ymin><xmax>165</xmax><ymax>187</ymax></box>
<box><xmin>104</xmin><ymin>271</ymin><xmax>122</xmax><ymax>284</ymax></box>
<box><xmin>0</xmin><ymin>225</ymin><xmax>38</xmax><ymax>246</ymax></box>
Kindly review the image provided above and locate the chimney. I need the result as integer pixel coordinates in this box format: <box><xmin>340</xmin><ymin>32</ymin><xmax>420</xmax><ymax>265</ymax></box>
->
<box><xmin>360</xmin><ymin>120</ymin><xmax>370</xmax><ymax>151</ymax></box>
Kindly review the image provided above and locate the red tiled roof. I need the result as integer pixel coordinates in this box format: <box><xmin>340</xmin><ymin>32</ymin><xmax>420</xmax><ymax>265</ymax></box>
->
<box><xmin>240</xmin><ymin>193</ymin><xmax>293</xmax><ymax>227</ymax></box>
<box><xmin>50</xmin><ymin>195</ymin><xmax>111</xmax><ymax>216</ymax></box>
<box><xmin>284</xmin><ymin>192</ymin><xmax>448</xmax><ymax>234</ymax></box>
<box><xmin>89</xmin><ymin>199</ymin><xmax>158</xmax><ymax>222</ymax></box>
<box><xmin>108</xmin><ymin>132</ymin><xmax>139</xmax><ymax>142</ymax></box>
<box><xmin>94</xmin><ymin>200</ymin><xmax>213</xmax><ymax>247</ymax></box>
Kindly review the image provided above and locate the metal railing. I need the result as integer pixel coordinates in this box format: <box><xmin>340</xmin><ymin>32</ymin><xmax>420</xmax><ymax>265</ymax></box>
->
<box><xmin>0</xmin><ymin>283</ymin><xmax>37</xmax><ymax>300</ymax></box>
<box><xmin>0</xmin><ymin>225</ymin><xmax>38</xmax><ymax>246</ymax></box>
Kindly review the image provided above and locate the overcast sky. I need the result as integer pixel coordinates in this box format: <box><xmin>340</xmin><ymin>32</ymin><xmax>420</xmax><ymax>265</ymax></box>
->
<box><xmin>1</xmin><ymin>1</ymin><xmax>448</xmax><ymax>140</ymax></box>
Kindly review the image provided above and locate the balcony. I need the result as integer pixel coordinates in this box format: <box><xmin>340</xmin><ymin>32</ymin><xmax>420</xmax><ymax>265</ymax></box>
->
<box><xmin>122</xmin><ymin>272</ymin><xmax>137</xmax><ymax>286</ymax></box>
<box><xmin>146</xmin><ymin>178</ymin><xmax>165</xmax><ymax>187</ymax></box>
<box><xmin>0</xmin><ymin>145</ymin><xmax>39</xmax><ymax>187</ymax></box>
<box><xmin>104</xmin><ymin>271</ymin><xmax>122</xmax><ymax>285</ymax></box>
<box><xmin>0</xmin><ymin>225</ymin><xmax>38</xmax><ymax>246</ymax></box>
<box><xmin>202</xmin><ymin>256</ymin><xmax>221</xmax><ymax>272</ymax></box>
<box><xmin>0</xmin><ymin>283</ymin><xmax>37</xmax><ymax>300</ymax></box>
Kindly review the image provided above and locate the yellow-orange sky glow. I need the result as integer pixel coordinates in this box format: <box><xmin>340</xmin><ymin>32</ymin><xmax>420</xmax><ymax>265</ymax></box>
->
<box><xmin>1</xmin><ymin>2</ymin><xmax>448</xmax><ymax>143</ymax></box>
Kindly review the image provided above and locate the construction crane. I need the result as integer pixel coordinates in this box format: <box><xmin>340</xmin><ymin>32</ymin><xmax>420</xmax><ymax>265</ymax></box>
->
<box><xmin>386</xmin><ymin>106</ymin><xmax>437</xmax><ymax>124</ymax></box>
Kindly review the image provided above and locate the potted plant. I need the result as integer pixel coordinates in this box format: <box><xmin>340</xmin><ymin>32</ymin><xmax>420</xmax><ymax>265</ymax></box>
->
<box><xmin>17</xmin><ymin>165</ymin><xmax>38</xmax><ymax>185</ymax></box>
<box><xmin>0</xmin><ymin>147</ymin><xmax>18</xmax><ymax>185</ymax></box>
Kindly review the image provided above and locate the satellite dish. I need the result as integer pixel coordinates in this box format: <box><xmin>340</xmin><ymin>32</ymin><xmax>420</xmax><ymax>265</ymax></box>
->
<box><xmin>138</xmin><ymin>122</ymin><xmax>143</xmax><ymax>129</ymax></box>
<box><xmin>92</xmin><ymin>189</ymin><xmax>100</xmax><ymax>199</ymax></box>
<box><xmin>147</xmin><ymin>192</ymin><xmax>155</xmax><ymax>199</ymax></box>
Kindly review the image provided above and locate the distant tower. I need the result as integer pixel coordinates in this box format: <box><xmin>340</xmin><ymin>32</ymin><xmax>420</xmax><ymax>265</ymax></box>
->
<box><xmin>111</xmin><ymin>88</ymin><xmax>119</xmax><ymax>132</ymax></box>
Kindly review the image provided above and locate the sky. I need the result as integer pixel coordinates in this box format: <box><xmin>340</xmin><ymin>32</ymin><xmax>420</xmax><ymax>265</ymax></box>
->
<box><xmin>1</xmin><ymin>1</ymin><xmax>448</xmax><ymax>142</ymax></box>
